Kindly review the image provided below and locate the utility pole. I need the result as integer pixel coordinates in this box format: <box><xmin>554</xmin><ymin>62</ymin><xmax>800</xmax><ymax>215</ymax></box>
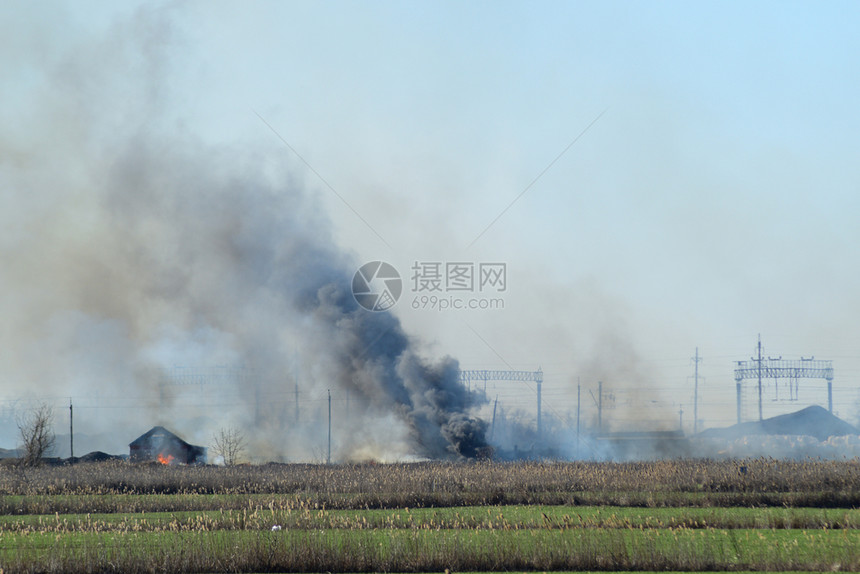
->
<box><xmin>598</xmin><ymin>381</ymin><xmax>603</xmax><ymax>433</ymax></box>
<box><xmin>756</xmin><ymin>335</ymin><xmax>763</xmax><ymax>421</ymax></box>
<box><xmin>536</xmin><ymin>378</ymin><xmax>542</xmax><ymax>440</ymax></box>
<box><xmin>490</xmin><ymin>395</ymin><xmax>498</xmax><ymax>441</ymax></box>
<box><xmin>327</xmin><ymin>389</ymin><xmax>331</xmax><ymax>464</ymax></box>
<box><xmin>576</xmin><ymin>380</ymin><xmax>581</xmax><ymax>455</ymax></box>
<box><xmin>679</xmin><ymin>405</ymin><xmax>684</xmax><ymax>431</ymax></box>
<box><xmin>69</xmin><ymin>398</ymin><xmax>74</xmax><ymax>459</ymax></box>
<box><xmin>293</xmin><ymin>352</ymin><xmax>300</xmax><ymax>425</ymax></box>
<box><xmin>692</xmin><ymin>347</ymin><xmax>702</xmax><ymax>434</ymax></box>
<box><xmin>736</xmin><ymin>379</ymin><xmax>742</xmax><ymax>424</ymax></box>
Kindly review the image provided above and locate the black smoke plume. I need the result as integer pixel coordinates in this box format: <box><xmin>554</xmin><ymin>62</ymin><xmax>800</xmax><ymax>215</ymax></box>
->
<box><xmin>0</xmin><ymin>6</ymin><xmax>488</xmax><ymax>460</ymax></box>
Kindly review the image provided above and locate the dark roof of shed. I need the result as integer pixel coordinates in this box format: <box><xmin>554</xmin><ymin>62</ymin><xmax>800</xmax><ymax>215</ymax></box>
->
<box><xmin>129</xmin><ymin>426</ymin><xmax>192</xmax><ymax>448</ymax></box>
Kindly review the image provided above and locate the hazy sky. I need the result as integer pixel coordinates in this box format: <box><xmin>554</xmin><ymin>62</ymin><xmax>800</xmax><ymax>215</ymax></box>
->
<box><xmin>3</xmin><ymin>1</ymin><xmax>860</xmax><ymax>442</ymax></box>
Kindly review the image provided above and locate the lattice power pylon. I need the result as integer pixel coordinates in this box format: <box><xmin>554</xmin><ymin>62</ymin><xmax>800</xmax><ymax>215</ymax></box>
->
<box><xmin>734</xmin><ymin>357</ymin><xmax>833</xmax><ymax>423</ymax></box>
<box><xmin>459</xmin><ymin>369</ymin><xmax>544</xmax><ymax>436</ymax></box>
<box><xmin>160</xmin><ymin>365</ymin><xmax>262</xmax><ymax>422</ymax></box>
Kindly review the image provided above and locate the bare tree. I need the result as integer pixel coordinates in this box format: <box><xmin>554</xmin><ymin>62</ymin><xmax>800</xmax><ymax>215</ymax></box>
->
<box><xmin>17</xmin><ymin>403</ymin><xmax>56</xmax><ymax>466</ymax></box>
<box><xmin>211</xmin><ymin>426</ymin><xmax>247</xmax><ymax>466</ymax></box>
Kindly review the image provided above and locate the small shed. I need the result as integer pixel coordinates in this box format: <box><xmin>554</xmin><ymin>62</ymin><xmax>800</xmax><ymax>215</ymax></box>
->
<box><xmin>129</xmin><ymin>426</ymin><xmax>206</xmax><ymax>464</ymax></box>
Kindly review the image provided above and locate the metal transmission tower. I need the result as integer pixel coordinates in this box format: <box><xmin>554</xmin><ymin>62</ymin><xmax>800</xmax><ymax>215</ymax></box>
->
<box><xmin>161</xmin><ymin>366</ymin><xmax>261</xmax><ymax>421</ymax></box>
<box><xmin>163</xmin><ymin>365</ymin><xmax>255</xmax><ymax>387</ymax></box>
<box><xmin>459</xmin><ymin>369</ymin><xmax>544</xmax><ymax>437</ymax></box>
<box><xmin>734</xmin><ymin>341</ymin><xmax>833</xmax><ymax>423</ymax></box>
<box><xmin>691</xmin><ymin>348</ymin><xmax>703</xmax><ymax>434</ymax></box>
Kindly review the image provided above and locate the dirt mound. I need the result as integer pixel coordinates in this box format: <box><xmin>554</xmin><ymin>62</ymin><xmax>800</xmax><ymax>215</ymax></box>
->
<box><xmin>700</xmin><ymin>405</ymin><xmax>859</xmax><ymax>441</ymax></box>
<box><xmin>49</xmin><ymin>452</ymin><xmax>125</xmax><ymax>465</ymax></box>
<box><xmin>77</xmin><ymin>451</ymin><xmax>123</xmax><ymax>463</ymax></box>
<box><xmin>0</xmin><ymin>447</ymin><xmax>19</xmax><ymax>459</ymax></box>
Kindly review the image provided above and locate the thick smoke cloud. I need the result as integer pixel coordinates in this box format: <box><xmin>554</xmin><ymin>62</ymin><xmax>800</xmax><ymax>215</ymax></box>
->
<box><xmin>0</xmin><ymin>6</ymin><xmax>486</xmax><ymax>460</ymax></box>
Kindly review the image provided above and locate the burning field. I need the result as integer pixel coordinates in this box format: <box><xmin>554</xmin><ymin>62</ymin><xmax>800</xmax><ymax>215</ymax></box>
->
<box><xmin>0</xmin><ymin>128</ymin><xmax>492</xmax><ymax>460</ymax></box>
<box><xmin>0</xmin><ymin>8</ymin><xmax>491</xmax><ymax>463</ymax></box>
<box><xmin>4</xmin><ymin>2</ymin><xmax>859</xmax><ymax>469</ymax></box>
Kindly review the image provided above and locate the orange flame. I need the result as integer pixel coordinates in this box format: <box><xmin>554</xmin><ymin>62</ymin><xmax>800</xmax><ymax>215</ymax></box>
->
<box><xmin>157</xmin><ymin>453</ymin><xmax>175</xmax><ymax>465</ymax></box>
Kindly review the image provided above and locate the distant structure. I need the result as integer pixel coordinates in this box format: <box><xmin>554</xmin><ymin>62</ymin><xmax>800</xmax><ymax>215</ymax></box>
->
<box><xmin>734</xmin><ymin>337</ymin><xmax>833</xmax><ymax>423</ymax></box>
<box><xmin>160</xmin><ymin>365</ymin><xmax>265</xmax><ymax>424</ymax></box>
<box><xmin>162</xmin><ymin>365</ymin><xmax>255</xmax><ymax>387</ymax></box>
<box><xmin>702</xmin><ymin>405</ymin><xmax>857</xmax><ymax>442</ymax></box>
<box><xmin>129</xmin><ymin>426</ymin><xmax>206</xmax><ymax>464</ymax></box>
<box><xmin>459</xmin><ymin>369</ymin><xmax>544</xmax><ymax>436</ymax></box>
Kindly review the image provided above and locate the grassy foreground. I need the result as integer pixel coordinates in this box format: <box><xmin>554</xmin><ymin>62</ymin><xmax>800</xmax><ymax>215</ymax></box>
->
<box><xmin>1</xmin><ymin>458</ymin><xmax>859</xmax><ymax>572</ymax></box>
<box><xmin>3</xmin><ymin>527</ymin><xmax>859</xmax><ymax>572</ymax></box>
<box><xmin>2</xmin><ymin>504</ymin><xmax>860</xmax><ymax>532</ymax></box>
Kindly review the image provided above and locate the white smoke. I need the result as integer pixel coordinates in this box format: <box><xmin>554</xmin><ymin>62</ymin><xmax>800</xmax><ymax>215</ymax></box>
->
<box><xmin>0</xmin><ymin>5</ymin><xmax>487</xmax><ymax>461</ymax></box>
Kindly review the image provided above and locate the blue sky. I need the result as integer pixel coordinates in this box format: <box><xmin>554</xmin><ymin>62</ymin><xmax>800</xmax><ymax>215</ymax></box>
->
<box><xmin>3</xmin><ymin>1</ymin><xmax>860</xmax><ymax>441</ymax></box>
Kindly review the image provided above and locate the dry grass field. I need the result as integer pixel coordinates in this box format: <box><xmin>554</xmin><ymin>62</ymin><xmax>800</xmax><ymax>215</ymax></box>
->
<box><xmin>1</xmin><ymin>458</ymin><xmax>859</xmax><ymax>572</ymax></box>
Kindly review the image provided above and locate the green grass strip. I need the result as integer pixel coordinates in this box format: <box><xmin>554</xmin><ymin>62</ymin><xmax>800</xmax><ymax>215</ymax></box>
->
<box><xmin>3</xmin><ymin>504</ymin><xmax>860</xmax><ymax>534</ymax></box>
<box><xmin>5</xmin><ymin>487</ymin><xmax>860</xmax><ymax>515</ymax></box>
<box><xmin>0</xmin><ymin>528</ymin><xmax>857</xmax><ymax>572</ymax></box>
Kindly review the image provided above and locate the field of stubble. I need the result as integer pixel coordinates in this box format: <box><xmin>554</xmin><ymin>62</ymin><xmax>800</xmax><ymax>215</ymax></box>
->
<box><xmin>1</xmin><ymin>458</ymin><xmax>859</xmax><ymax>573</ymax></box>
